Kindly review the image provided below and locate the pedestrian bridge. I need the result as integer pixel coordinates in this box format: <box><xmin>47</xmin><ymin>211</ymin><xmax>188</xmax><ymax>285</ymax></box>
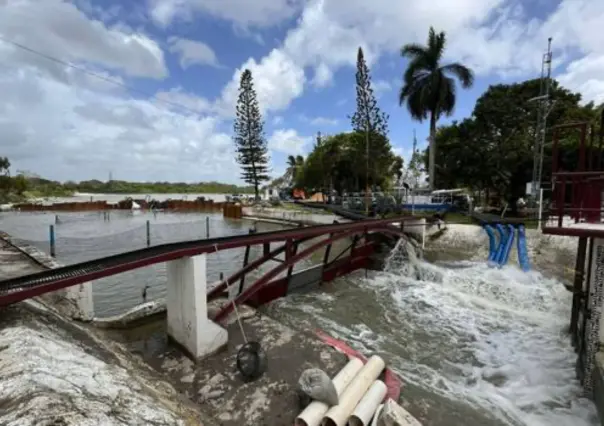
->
<box><xmin>0</xmin><ymin>216</ymin><xmax>421</xmax><ymax>359</ymax></box>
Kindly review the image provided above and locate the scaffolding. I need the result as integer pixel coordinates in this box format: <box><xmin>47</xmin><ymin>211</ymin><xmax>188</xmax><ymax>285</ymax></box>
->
<box><xmin>530</xmin><ymin>38</ymin><xmax>554</xmax><ymax>200</ymax></box>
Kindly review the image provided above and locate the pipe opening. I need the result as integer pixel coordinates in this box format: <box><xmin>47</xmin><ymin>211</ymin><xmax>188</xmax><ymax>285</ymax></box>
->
<box><xmin>348</xmin><ymin>415</ymin><xmax>364</xmax><ymax>426</ymax></box>
<box><xmin>321</xmin><ymin>418</ymin><xmax>337</xmax><ymax>426</ymax></box>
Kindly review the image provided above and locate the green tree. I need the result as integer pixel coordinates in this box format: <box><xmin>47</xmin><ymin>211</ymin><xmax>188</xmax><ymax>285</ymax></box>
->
<box><xmin>285</xmin><ymin>155</ymin><xmax>305</xmax><ymax>186</ymax></box>
<box><xmin>13</xmin><ymin>174</ymin><xmax>28</xmax><ymax>195</ymax></box>
<box><xmin>295</xmin><ymin>132</ymin><xmax>397</xmax><ymax>194</ymax></box>
<box><xmin>350</xmin><ymin>47</ymin><xmax>390</xmax><ymax>213</ymax></box>
<box><xmin>0</xmin><ymin>156</ymin><xmax>11</xmax><ymax>195</ymax></box>
<box><xmin>429</xmin><ymin>78</ymin><xmax>599</xmax><ymax>207</ymax></box>
<box><xmin>399</xmin><ymin>27</ymin><xmax>474</xmax><ymax>190</ymax></box>
<box><xmin>233</xmin><ymin>69</ymin><xmax>270</xmax><ymax>200</ymax></box>
<box><xmin>391</xmin><ymin>156</ymin><xmax>404</xmax><ymax>181</ymax></box>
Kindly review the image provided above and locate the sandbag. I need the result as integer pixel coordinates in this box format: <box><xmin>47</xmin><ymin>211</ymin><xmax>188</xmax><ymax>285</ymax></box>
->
<box><xmin>376</xmin><ymin>398</ymin><xmax>422</xmax><ymax>426</ymax></box>
<box><xmin>297</xmin><ymin>368</ymin><xmax>339</xmax><ymax>406</ymax></box>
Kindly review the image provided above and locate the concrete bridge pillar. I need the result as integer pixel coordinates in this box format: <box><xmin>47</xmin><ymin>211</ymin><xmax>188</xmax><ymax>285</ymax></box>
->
<box><xmin>65</xmin><ymin>282</ymin><xmax>94</xmax><ymax>321</ymax></box>
<box><xmin>166</xmin><ymin>254</ymin><xmax>228</xmax><ymax>359</ymax></box>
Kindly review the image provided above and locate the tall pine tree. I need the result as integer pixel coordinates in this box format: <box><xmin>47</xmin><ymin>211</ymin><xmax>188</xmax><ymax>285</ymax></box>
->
<box><xmin>233</xmin><ymin>69</ymin><xmax>270</xmax><ymax>200</ymax></box>
<box><xmin>350</xmin><ymin>47</ymin><xmax>390</xmax><ymax>214</ymax></box>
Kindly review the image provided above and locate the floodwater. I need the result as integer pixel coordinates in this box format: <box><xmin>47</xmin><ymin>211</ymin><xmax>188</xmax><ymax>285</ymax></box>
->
<box><xmin>0</xmin><ymin>209</ymin><xmax>344</xmax><ymax>317</ymax></box>
<box><xmin>1</xmin><ymin>208</ymin><xmax>599</xmax><ymax>425</ymax></box>
<box><xmin>28</xmin><ymin>192</ymin><xmax>230</xmax><ymax>204</ymax></box>
<box><xmin>264</xmin><ymin>241</ymin><xmax>599</xmax><ymax>426</ymax></box>
<box><xmin>0</xmin><ymin>209</ymin><xmax>299</xmax><ymax>316</ymax></box>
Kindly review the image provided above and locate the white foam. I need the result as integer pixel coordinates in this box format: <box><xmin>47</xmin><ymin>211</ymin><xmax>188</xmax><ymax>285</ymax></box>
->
<box><xmin>375</xmin><ymin>243</ymin><xmax>597</xmax><ymax>425</ymax></box>
<box><xmin>270</xmin><ymin>241</ymin><xmax>598</xmax><ymax>426</ymax></box>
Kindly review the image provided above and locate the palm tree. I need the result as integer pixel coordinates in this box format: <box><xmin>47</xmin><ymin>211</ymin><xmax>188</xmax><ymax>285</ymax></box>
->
<box><xmin>286</xmin><ymin>155</ymin><xmax>297</xmax><ymax>181</ymax></box>
<box><xmin>286</xmin><ymin>155</ymin><xmax>305</xmax><ymax>185</ymax></box>
<box><xmin>399</xmin><ymin>27</ymin><xmax>474</xmax><ymax>190</ymax></box>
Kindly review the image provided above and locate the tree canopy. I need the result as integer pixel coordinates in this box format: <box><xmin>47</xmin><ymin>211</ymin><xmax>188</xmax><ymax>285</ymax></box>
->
<box><xmin>293</xmin><ymin>131</ymin><xmax>399</xmax><ymax>193</ymax></box>
<box><xmin>428</xmin><ymin>78</ymin><xmax>602</xmax><ymax>206</ymax></box>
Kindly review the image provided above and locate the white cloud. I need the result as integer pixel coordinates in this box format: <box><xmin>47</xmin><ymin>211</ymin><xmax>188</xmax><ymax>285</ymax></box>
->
<box><xmin>168</xmin><ymin>36</ymin><xmax>219</xmax><ymax>68</ymax></box>
<box><xmin>0</xmin><ymin>0</ymin><xmax>167</xmax><ymax>80</ymax></box>
<box><xmin>558</xmin><ymin>54</ymin><xmax>604</xmax><ymax>105</ymax></box>
<box><xmin>300</xmin><ymin>115</ymin><xmax>339</xmax><ymax>126</ymax></box>
<box><xmin>155</xmin><ymin>87</ymin><xmax>212</xmax><ymax>113</ymax></box>
<box><xmin>373</xmin><ymin>79</ymin><xmax>393</xmax><ymax>96</ymax></box>
<box><xmin>310</xmin><ymin>117</ymin><xmax>339</xmax><ymax>126</ymax></box>
<box><xmin>216</xmin><ymin>49</ymin><xmax>306</xmax><ymax>116</ymax></box>
<box><xmin>268</xmin><ymin>129</ymin><xmax>311</xmax><ymax>155</ymax></box>
<box><xmin>311</xmin><ymin>63</ymin><xmax>334</xmax><ymax>87</ymax></box>
<box><xmin>0</xmin><ymin>66</ymin><xmax>235</xmax><ymax>182</ymax></box>
<box><xmin>218</xmin><ymin>0</ymin><xmax>604</xmax><ymax>115</ymax></box>
<box><xmin>148</xmin><ymin>0</ymin><xmax>303</xmax><ymax>28</ymax></box>
<box><xmin>0</xmin><ymin>1</ymin><xmax>239</xmax><ymax>183</ymax></box>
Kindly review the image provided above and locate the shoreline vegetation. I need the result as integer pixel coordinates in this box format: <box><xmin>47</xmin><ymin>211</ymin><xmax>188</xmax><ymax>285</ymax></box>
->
<box><xmin>0</xmin><ymin>172</ymin><xmax>256</xmax><ymax>204</ymax></box>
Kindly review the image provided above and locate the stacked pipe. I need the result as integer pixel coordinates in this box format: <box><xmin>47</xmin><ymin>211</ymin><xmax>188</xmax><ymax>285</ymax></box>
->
<box><xmin>296</xmin><ymin>355</ymin><xmax>400</xmax><ymax>426</ymax></box>
<box><xmin>483</xmin><ymin>223</ymin><xmax>531</xmax><ymax>271</ymax></box>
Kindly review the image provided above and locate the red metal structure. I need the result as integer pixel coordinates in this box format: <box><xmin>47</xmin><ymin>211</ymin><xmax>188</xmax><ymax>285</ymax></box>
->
<box><xmin>542</xmin><ymin>111</ymin><xmax>604</xmax><ymax>391</ymax></box>
<box><xmin>543</xmin><ymin>111</ymin><xmax>604</xmax><ymax>235</ymax></box>
<box><xmin>0</xmin><ymin>216</ymin><xmax>415</xmax><ymax>311</ymax></box>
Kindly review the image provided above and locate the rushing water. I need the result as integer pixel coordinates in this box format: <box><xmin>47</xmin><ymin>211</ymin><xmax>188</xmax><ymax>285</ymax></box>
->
<box><xmin>265</xmin><ymin>241</ymin><xmax>599</xmax><ymax>426</ymax></box>
<box><xmin>1</xmin><ymin>208</ymin><xmax>600</xmax><ymax>425</ymax></box>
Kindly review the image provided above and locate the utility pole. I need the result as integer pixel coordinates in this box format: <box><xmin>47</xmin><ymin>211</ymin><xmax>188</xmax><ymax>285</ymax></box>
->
<box><xmin>530</xmin><ymin>37</ymin><xmax>553</xmax><ymax>201</ymax></box>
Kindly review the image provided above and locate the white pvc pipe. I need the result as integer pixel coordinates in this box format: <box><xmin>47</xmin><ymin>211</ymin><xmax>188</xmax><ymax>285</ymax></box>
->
<box><xmin>295</xmin><ymin>357</ymin><xmax>364</xmax><ymax>426</ymax></box>
<box><xmin>370</xmin><ymin>404</ymin><xmax>384</xmax><ymax>426</ymax></box>
<box><xmin>349</xmin><ymin>380</ymin><xmax>387</xmax><ymax>426</ymax></box>
<box><xmin>321</xmin><ymin>355</ymin><xmax>386</xmax><ymax>426</ymax></box>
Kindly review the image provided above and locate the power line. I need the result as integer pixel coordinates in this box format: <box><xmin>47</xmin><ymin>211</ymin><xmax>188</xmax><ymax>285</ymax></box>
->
<box><xmin>0</xmin><ymin>35</ymin><xmax>210</xmax><ymax>116</ymax></box>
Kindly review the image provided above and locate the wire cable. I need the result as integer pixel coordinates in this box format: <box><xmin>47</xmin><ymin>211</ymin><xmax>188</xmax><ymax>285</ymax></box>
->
<box><xmin>0</xmin><ymin>35</ymin><xmax>209</xmax><ymax>117</ymax></box>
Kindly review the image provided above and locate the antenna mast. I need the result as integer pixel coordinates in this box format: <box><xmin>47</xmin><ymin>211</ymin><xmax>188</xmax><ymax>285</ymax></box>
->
<box><xmin>531</xmin><ymin>37</ymin><xmax>553</xmax><ymax>200</ymax></box>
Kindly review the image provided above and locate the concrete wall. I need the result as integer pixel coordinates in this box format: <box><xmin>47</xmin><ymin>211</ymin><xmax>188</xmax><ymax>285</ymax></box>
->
<box><xmin>242</xmin><ymin>206</ymin><xmax>345</xmax><ymax>225</ymax></box>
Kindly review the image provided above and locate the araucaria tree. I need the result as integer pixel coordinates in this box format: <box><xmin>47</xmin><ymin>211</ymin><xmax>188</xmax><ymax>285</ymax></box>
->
<box><xmin>233</xmin><ymin>69</ymin><xmax>270</xmax><ymax>200</ymax></box>
<box><xmin>350</xmin><ymin>47</ymin><xmax>390</xmax><ymax>214</ymax></box>
<box><xmin>399</xmin><ymin>27</ymin><xmax>474</xmax><ymax>190</ymax></box>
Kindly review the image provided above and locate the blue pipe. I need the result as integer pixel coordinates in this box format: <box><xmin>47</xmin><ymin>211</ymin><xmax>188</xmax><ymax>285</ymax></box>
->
<box><xmin>490</xmin><ymin>224</ymin><xmax>507</xmax><ymax>267</ymax></box>
<box><xmin>484</xmin><ymin>224</ymin><xmax>497</xmax><ymax>261</ymax></box>
<box><xmin>516</xmin><ymin>224</ymin><xmax>531</xmax><ymax>272</ymax></box>
<box><xmin>499</xmin><ymin>224</ymin><xmax>516</xmax><ymax>267</ymax></box>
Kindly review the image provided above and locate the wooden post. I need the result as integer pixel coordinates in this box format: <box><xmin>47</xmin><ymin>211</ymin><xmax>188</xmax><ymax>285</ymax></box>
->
<box><xmin>206</xmin><ymin>216</ymin><xmax>210</xmax><ymax>238</ymax></box>
<box><xmin>146</xmin><ymin>220</ymin><xmax>151</xmax><ymax>247</ymax></box>
<box><xmin>49</xmin><ymin>225</ymin><xmax>56</xmax><ymax>258</ymax></box>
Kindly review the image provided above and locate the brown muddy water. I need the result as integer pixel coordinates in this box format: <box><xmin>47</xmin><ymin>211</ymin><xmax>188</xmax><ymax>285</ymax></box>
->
<box><xmin>1</xmin><ymin>211</ymin><xmax>598</xmax><ymax>425</ymax></box>
<box><xmin>106</xmin><ymin>244</ymin><xmax>597</xmax><ymax>426</ymax></box>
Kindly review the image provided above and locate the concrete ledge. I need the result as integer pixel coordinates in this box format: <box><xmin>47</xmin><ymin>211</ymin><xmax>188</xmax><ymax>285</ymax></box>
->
<box><xmin>0</xmin><ymin>232</ymin><xmax>94</xmax><ymax>321</ymax></box>
<box><xmin>94</xmin><ymin>299</ymin><xmax>167</xmax><ymax>329</ymax></box>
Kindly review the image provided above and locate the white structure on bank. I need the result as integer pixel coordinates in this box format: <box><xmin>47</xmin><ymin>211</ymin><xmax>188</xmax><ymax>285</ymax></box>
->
<box><xmin>65</xmin><ymin>282</ymin><xmax>95</xmax><ymax>321</ymax></box>
<box><xmin>166</xmin><ymin>254</ymin><xmax>228</xmax><ymax>359</ymax></box>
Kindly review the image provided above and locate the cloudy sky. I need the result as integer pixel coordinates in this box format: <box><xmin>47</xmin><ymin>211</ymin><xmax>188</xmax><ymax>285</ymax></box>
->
<box><xmin>0</xmin><ymin>0</ymin><xmax>602</xmax><ymax>184</ymax></box>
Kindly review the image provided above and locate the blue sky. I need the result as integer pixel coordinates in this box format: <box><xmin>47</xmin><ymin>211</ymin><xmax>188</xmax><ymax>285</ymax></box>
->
<box><xmin>0</xmin><ymin>0</ymin><xmax>602</xmax><ymax>184</ymax></box>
